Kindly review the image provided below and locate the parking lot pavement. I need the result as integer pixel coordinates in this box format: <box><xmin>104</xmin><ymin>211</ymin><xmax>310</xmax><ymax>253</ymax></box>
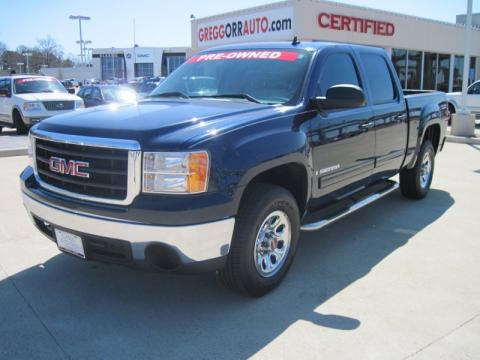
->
<box><xmin>0</xmin><ymin>129</ymin><xmax>28</xmax><ymax>157</ymax></box>
<box><xmin>0</xmin><ymin>143</ymin><xmax>479</xmax><ymax>359</ymax></box>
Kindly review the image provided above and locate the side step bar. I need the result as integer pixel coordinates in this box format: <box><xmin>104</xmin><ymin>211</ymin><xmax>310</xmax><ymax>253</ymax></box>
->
<box><xmin>301</xmin><ymin>182</ymin><xmax>399</xmax><ymax>232</ymax></box>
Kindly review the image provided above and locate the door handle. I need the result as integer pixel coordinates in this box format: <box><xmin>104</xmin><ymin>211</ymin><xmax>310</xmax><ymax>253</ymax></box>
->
<box><xmin>360</xmin><ymin>122</ymin><xmax>374</xmax><ymax>130</ymax></box>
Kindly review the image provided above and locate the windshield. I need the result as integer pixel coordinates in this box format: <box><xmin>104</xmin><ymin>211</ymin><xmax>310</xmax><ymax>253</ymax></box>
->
<box><xmin>14</xmin><ymin>77</ymin><xmax>67</xmax><ymax>94</ymax></box>
<box><xmin>150</xmin><ymin>50</ymin><xmax>313</xmax><ymax>105</ymax></box>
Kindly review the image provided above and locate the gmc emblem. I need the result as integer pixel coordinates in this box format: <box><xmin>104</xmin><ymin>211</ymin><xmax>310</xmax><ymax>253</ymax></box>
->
<box><xmin>48</xmin><ymin>157</ymin><xmax>90</xmax><ymax>178</ymax></box>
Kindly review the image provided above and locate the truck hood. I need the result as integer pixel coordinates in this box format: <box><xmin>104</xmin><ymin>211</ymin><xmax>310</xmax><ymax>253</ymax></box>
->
<box><xmin>15</xmin><ymin>92</ymin><xmax>82</xmax><ymax>102</ymax></box>
<box><xmin>35</xmin><ymin>98</ymin><xmax>289</xmax><ymax>150</ymax></box>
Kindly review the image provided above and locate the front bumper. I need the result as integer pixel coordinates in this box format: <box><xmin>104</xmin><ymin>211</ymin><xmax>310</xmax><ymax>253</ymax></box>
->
<box><xmin>22</xmin><ymin>192</ymin><xmax>235</xmax><ymax>272</ymax></box>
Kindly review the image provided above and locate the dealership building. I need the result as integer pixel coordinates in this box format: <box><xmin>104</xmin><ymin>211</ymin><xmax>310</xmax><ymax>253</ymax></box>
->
<box><xmin>191</xmin><ymin>0</ymin><xmax>480</xmax><ymax>92</ymax></box>
<box><xmin>91</xmin><ymin>46</ymin><xmax>188</xmax><ymax>80</ymax></box>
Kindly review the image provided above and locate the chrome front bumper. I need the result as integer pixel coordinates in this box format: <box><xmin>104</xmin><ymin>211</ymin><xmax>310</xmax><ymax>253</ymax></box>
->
<box><xmin>22</xmin><ymin>192</ymin><xmax>235</xmax><ymax>268</ymax></box>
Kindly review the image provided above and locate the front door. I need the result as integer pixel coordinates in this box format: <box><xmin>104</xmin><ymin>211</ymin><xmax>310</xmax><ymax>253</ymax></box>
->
<box><xmin>358</xmin><ymin>53</ymin><xmax>408</xmax><ymax>178</ymax></box>
<box><xmin>309</xmin><ymin>51</ymin><xmax>375</xmax><ymax>199</ymax></box>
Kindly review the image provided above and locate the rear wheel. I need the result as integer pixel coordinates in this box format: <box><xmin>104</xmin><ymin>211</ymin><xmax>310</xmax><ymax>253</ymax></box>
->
<box><xmin>219</xmin><ymin>183</ymin><xmax>300</xmax><ymax>297</ymax></box>
<box><xmin>400</xmin><ymin>140</ymin><xmax>435</xmax><ymax>199</ymax></box>
<box><xmin>448</xmin><ymin>103</ymin><xmax>455</xmax><ymax>126</ymax></box>
<box><xmin>14</xmin><ymin>111</ymin><xmax>28</xmax><ymax>135</ymax></box>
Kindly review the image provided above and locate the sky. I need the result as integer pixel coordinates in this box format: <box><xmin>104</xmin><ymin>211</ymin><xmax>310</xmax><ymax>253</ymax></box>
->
<box><xmin>0</xmin><ymin>0</ymin><xmax>478</xmax><ymax>60</ymax></box>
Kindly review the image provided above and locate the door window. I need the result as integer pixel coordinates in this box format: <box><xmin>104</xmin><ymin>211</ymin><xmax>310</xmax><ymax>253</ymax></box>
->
<box><xmin>91</xmin><ymin>88</ymin><xmax>102</xmax><ymax>100</ymax></box>
<box><xmin>82</xmin><ymin>87</ymin><xmax>93</xmax><ymax>99</ymax></box>
<box><xmin>467</xmin><ymin>82</ymin><xmax>480</xmax><ymax>94</ymax></box>
<box><xmin>318</xmin><ymin>53</ymin><xmax>360</xmax><ymax>96</ymax></box>
<box><xmin>360</xmin><ymin>54</ymin><xmax>396</xmax><ymax>105</ymax></box>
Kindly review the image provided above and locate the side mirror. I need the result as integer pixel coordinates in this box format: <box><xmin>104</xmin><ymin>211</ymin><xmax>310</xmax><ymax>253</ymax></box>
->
<box><xmin>67</xmin><ymin>88</ymin><xmax>75</xmax><ymax>94</ymax></box>
<box><xmin>0</xmin><ymin>89</ymin><xmax>11</xmax><ymax>97</ymax></box>
<box><xmin>311</xmin><ymin>84</ymin><xmax>366</xmax><ymax>110</ymax></box>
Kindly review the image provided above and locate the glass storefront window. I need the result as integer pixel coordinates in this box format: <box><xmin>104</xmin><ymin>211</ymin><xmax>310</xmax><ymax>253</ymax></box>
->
<box><xmin>453</xmin><ymin>56</ymin><xmax>476</xmax><ymax>92</ymax></box>
<box><xmin>391</xmin><ymin>49</ymin><xmax>407</xmax><ymax>88</ymax></box>
<box><xmin>423</xmin><ymin>52</ymin><xmax>437</xmax><ymax>90</ymax></box>
<box><xmin>436</xmin><ymin>54</ymin><xmax>450</xmax><ymax>92</ymax></box>
<box><xmin>134</xmin><ymin>63</ymin><xmax>154</xmax><ymax>77</ymax></box>
<box><xmin>101</xmin><ymin>55</ymin><xmax>125</xmax><ymax>80</ymax></box>
<box><xmin>162</xmin><ymin>54</ymin><xmax>186</xmax><ymax>76</ymax></box>
<box><xmin>406</xmin><ymin>50</ymin><xmax>421</xmax><ymax>89</ymax></box>
<box><xmin>423</xmin><ymin>53</ymin><xmax>450</xmax><ymax>92</ymax></box>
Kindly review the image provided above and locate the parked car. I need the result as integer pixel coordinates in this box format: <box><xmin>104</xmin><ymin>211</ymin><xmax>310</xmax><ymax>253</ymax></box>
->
<box><xmin>61</xmin><ymin>80</ymin><xmax>76</xmax><ymax>94</ymax></box>
<box><xmin>20</xmin><ymin>42</ymin><xmax>447</xmax><ymax>296</ymax></box>
<box><xmin>447</xmin><ymin>80</ymin><xmax>480</xmax><ymax>123</ymax></box>
<box><xmin>77</xmin><ymin>85</ymin><xmax>137</xmax><ymax>107</ymax></box>
<box><xmin>134</xmin><ymin>82</ymin><xmax>158</xmax><ymax>98</ymax></box>
<box><xmin>0</xmin><ymin>75</ymin><xmax>84</xmax><ymax>134</ymax></box>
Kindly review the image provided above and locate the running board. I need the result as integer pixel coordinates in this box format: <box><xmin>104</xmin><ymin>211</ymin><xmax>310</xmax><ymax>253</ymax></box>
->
<box><xmin>301</xmin><ymin>182</ymin><xmax>399</xmax><ymax>231</ymax></box>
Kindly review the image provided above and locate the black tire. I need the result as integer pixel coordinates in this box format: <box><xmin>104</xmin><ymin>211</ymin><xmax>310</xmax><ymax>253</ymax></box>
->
<box><xmin>14</xmin><ymin>111</ymin><xmax>28</xmax><ymax>135</ymax></box>
<box><xmin>219</xmin><ymin>183</ymin><xmax>300</xmax><ymax>297</ymax></box>
<box><xmin>400</xmin><ymin>140</ymin><xmax>435</xmax><ymax>199</ymax></box>
<box><xmin>0</xmin><ymin>126</ymin><xmax>2</xmax><ymax>134</ymax></box>
<box><xmin>448</xmin><ymin>104</ymin><xmax>455</xmax><ymax>126</ymax></box>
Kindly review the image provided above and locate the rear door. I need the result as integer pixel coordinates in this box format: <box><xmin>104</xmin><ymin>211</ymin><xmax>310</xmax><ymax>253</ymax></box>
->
<box><xmin>309</xmin><ymin>50</ymin><xmax>375</xmax><ymax>199</ymax></box>
<box><xmin>466</xmin><ymin>81</ymin><xmax>480</xmax><ymax>117</ymax></box>
<box><xmin>0</xmin><ymin>78</ymin><xmax>13</xmax><ymax>123</ymax></box>
<box><xmin>358</xmin><ymin>52</ymin><xmax>408</xmax><ymax>178</ymax></box>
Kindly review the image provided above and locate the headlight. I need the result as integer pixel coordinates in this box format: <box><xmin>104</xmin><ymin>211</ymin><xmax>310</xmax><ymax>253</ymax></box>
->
<box><xmin>142</xmin><ymin>151</ymin><xmax>209</xmax><ymax>194</ymax></box>
<box><xmin>75</xmin><ymin>100</ymin><xmax>84</xmax><ymax>109</ymax></box>
<box><xmin>23</xmin><ymin>101</ymin><xmax>42</xmax><ymax>111</ymax></box>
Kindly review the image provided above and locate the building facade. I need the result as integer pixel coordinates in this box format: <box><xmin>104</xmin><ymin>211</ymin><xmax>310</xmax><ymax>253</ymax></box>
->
<box><xmin>91</xmin><ymin>46</ymin><xmax>189</xmax><ymax>81</ymax></box>
<box><xmin>190</xmin><ymin>0</ymin><xmax>480</xmax><ymax>92</ymax></box>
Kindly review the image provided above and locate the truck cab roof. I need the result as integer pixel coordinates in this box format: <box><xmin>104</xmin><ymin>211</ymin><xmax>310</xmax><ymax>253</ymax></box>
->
<box><xmin>200</xmin><ymin>41</ymin><xmax>385</xmax><ymax>54</ymax></box>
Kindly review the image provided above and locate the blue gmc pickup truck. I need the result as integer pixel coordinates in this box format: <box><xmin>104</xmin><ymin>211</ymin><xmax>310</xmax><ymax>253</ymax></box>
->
<box><xmin>20</xmin><ymin>42</ymin><xmax>447</xmax><ymax>296</ymax></box>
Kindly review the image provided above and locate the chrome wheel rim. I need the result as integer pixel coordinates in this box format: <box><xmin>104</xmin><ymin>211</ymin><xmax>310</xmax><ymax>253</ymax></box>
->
<box><xmin>254</xmin><ymin>210</ymin><xmax>291</xmax><ymax>278</ymax></box>
<box><xmin>420</xmin><ymin>152</ymin><xmax>432</xmax><ymax>189</ymax></box>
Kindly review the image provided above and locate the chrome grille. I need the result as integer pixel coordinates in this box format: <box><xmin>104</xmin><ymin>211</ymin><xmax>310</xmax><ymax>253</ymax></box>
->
<box><xmin>35</xmin><ymin>138</ymin><xmax>129</xmax><ymax>200</ymax></box>
<box><xmin>42</xmin><ymin>101</ymin><xmax>75</xmax><ymax>111</ymax></box>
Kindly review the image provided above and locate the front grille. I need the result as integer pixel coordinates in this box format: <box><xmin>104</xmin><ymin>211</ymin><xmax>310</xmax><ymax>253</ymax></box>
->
<box><xmin>35</xmin><ymin>138</ymin><xmax>129</xmax><ymax>200</ymax></box>
<box><xmin>42</xmin><ymin>101</ymin><xmax>75</xmax><ymax>111</ymax></box>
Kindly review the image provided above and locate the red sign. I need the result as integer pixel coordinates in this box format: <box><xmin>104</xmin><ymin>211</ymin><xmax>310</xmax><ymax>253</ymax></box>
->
<box><xmin>318</xmin><ymin>12</ymin><xmax>395</xmax><ymax>36</ymax></box>
<box><xmin>187</xmin><ymin>51</ymin><xmax>301</xmax><ymax>63</ymax></box>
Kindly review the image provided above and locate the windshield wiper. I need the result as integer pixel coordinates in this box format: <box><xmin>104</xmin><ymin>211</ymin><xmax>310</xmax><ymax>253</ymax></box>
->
<box><xmin>147</xmin><ymin>91</ymin><xmax>190</xmax><ymax>99</ymax></box>
<box><xmin>205</xmin><ymin>93</ymin><xmax>262</xmax><ymax>104</ymax></box>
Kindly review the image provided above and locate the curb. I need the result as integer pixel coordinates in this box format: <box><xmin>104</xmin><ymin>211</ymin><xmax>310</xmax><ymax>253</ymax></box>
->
<box><xmin>445</xmin><ymin>135</ymin><xmax>480</xmax><ymax>145</ymax></box>
<box><xmin>0</xmin><ymin>148</ymin><xmax>28</xmax><ymax>158</ymax></box>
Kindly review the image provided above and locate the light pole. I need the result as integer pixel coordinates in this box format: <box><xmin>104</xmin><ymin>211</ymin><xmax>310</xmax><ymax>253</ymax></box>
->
<box><xmin>76</xmin><ymin>40</ymin><xmax>92</xmax><ymax>65</ymax></box>
<box><xmin>23</xmin><ymin>52</ymin><xmax>32</xmax><ymax>74</ymax></box>
<box><xmin>83</xmin><ymin>41</ymin><xmax>92</xmax><ymax>63</ymax></box>
<box><xmin>69</xmin><ymin>15</ymin><xmax>91</xmax><ymax>65</ymax></box>
<box><xmin>452</xmin><ymin>0</ymin><xmax>475</xmax><ymax>137</ymax></box>
<box><xmin>111</xmin><ymin>47</ymin><xmax>116</xmax><ymax>80</ymax></box>
<box><xmin>86</xmin><ymin>48</ymin><xmax>94</xmax><ymax>64</ymax></box>
<box><xmin>16</xmin><ymin>62</ymin><xmax>24</xmax><ymax>74</ymax></box>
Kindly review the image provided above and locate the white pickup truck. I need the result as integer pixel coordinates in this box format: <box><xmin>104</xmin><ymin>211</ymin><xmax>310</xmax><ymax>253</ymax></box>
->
<box><xmin>0</xmin><ymin>75</ymin><xmax>84</xmax><ymax>134</ymax></box>
<box><xmin>447</xmin><ymin>80</ymin><xmax>480</xmax><ymax>123</ymax></box>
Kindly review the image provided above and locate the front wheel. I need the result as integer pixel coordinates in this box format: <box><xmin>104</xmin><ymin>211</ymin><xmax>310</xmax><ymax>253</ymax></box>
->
<box><xmin>219</xmin><ymin>183</ymin><xmax>300</xmax><ymax>297</ymax></box>
<box><xmin>14</xmin><ymin>111</ymin><xmax>28</xmax><ymax>135</ymax></box>
<box><xmin>400</xmin><ymin>140</ymin><xmax>435</xmax><ymax>199</ymax></box>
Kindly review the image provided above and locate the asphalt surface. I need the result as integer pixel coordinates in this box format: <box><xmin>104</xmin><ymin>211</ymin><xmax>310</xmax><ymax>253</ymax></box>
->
<box><xmin>0</xmin><ymin>143</ymin><xmax>479</xmax><ymax>359</ymax></box>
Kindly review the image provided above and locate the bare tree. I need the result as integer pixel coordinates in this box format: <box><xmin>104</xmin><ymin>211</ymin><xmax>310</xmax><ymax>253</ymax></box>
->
<box><xmin>0</xmin><ymin>41</ymin><xmax>6</xmax><ymax>60</ymax></box>
<box><xmin>37</xmin><ymin>36</ymin><xmax>62</xmax><ymax>66</ymax></box>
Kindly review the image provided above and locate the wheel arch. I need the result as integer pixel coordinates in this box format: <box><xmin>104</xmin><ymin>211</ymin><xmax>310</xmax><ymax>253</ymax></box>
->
<box><xmin>237</xmin><ymin>161</ymin><xmax>310</xmax><ymax>217</ymax></box>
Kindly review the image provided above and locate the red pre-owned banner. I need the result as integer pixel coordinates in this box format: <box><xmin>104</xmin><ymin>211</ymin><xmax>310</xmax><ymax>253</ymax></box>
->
<box><xmin>187</xmin><ymin>51</ymin><xmax>301</xmax><ymax>63</ymax></box>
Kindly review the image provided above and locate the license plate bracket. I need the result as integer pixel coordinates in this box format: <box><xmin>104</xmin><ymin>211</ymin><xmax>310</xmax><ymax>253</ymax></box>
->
<box><xmin>55</xmin><ymin>229</ymin><xmax>86</xmax><ymax>259</ymax></box>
